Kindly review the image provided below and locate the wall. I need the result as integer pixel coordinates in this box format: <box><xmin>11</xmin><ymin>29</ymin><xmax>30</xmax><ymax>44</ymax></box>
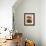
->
<box><xmin>41</xmin><ymin>0</ymin><xmax>46</xmax><ymax>46</ymax></box>
<box><xmin>0</xmin><ymin>0</ymin><xmax>16</xmax><ymax>30</ymax></box>
<box><xmin>13</xmin><ymin>0</ymin><xmax>41</xmax><ymax>46</ymax></box>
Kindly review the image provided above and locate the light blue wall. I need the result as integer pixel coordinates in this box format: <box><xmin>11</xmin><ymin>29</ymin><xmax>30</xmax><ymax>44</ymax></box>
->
<box><xmin>13</xmin><ymin>0</ymin><xmax>41</xmax><ymax>46</ymax></box>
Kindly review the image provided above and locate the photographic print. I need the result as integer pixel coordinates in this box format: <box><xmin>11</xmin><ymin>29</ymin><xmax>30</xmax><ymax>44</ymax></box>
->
<box><xmin>24</xmin><ymin>13</ymin><xmax>35</xmax><ymax>26</ymax></box>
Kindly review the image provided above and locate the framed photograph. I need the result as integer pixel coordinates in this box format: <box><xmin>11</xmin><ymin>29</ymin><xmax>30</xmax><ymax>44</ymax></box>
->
<box><xmin>24</xmin><ymin>13</ymin><xmax>35</xmax><ymax>26</ymax></box>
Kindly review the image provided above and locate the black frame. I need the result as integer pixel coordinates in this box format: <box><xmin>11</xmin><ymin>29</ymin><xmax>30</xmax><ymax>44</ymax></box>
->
<box><xmin>24</xmin><ymin>13</ymin><xmax>35</xmax><ymax>26</ymax></box>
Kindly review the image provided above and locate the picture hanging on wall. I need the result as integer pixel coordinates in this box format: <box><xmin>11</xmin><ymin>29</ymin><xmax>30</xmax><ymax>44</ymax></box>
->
<box><xmin>24</xmin><ymin>13</ymin><xmax>35</xmax><ymax>26</ymax></box>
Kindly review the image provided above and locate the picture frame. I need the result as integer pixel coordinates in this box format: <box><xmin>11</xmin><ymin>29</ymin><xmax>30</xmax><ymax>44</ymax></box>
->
<box><xmin>24</xmin><ymin>13</ymin><xmax>35</xmax><ymax>26</ymax></box>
